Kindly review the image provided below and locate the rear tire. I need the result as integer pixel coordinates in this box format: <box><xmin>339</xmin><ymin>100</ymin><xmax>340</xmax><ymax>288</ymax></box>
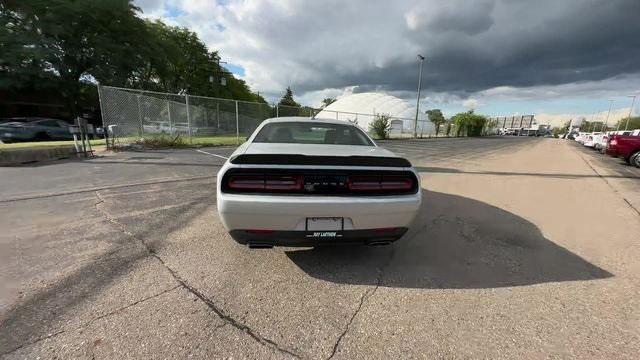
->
<box><xmin>631</xmin><ymin>151</ymin><xmax>640</xmax><ymax>168</ymax></box>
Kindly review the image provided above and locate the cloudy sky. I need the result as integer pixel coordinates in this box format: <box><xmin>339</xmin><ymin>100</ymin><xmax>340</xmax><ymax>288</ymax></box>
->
<box><xmin>134</xmin><ymin>0</ymin><xmax>640</xmax><ymax>126</ymax></box>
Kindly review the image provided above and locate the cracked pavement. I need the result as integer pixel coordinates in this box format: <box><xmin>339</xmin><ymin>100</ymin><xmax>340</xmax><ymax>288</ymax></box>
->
<box><xmin>1</xmin><ymin>138</ymin><xmax>639</xmax><ymax>358</ymax></box>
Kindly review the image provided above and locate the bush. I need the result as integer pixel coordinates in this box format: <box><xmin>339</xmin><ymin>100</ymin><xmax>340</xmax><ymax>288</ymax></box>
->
<box><xmin>133</xmin><ymin>133</ymin><xmax>186</xmax><ymax>149</ymax></box>
<box><xmin>369</xmin><ymin>114</ymin><xmax>391</xmax><ymax>139</ymax></box>
<box><xmin>451</xmin><ymin>111</ymin><xmax>487</xmax><ymax>137</ymax></box>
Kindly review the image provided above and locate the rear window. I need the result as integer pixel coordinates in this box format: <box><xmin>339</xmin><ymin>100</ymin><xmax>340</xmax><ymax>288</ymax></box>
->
<box><xmin>253</xmin><ymin>122</ymin><xmax>373</xmax><ymax>146</ymax></box>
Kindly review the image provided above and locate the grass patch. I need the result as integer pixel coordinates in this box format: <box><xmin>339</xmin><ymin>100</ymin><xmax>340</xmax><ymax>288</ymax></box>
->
<box><xmin>189</xmin><ymin>135</ymin><xmax>243</xmax><ymax>146</ymax></box>
<box><xmin>113</xmin><ymin>134</ymin><xmax>243</xmax><ymax>150</ymax></box>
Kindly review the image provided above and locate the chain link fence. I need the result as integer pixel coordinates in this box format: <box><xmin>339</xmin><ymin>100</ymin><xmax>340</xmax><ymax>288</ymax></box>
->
<box><xmin>98</xmin><ymin>86</ymin><xmax>436</xmax><ymax>145</ymax></box>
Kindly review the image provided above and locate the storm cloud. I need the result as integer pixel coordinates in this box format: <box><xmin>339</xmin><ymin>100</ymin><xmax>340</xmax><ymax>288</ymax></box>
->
<box><xmin>138</xmin><ymin>0</ymin><xmax>640</xmax><ymax>107</ymax></box>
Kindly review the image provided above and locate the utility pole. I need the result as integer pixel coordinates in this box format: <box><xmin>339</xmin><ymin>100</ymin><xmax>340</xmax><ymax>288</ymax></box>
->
<box><xmin>603</xmin><ymin>99</ymin><xmax>613</xmax><ymax>132</ymax></box>
<box><xmin>625</xmin><ymin>95</ymin><xmax>637</xmax><ymax>130</ymax></box>
<box><xmin>414</xmin><ymin>55</ymin><xmax>425</xmax><ymax>138</ymax></box>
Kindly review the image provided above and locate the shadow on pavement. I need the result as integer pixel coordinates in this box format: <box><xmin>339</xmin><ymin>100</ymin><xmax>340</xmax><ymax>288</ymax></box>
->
<box><xmin>286</xmin><ymin>190</ymin><xmax>613</xmax><ymax>289</ymax></box>
<box><xmin>414</xmin><ymin>166</ymin><xmax>639</xmax><ymax>179</ymax></box>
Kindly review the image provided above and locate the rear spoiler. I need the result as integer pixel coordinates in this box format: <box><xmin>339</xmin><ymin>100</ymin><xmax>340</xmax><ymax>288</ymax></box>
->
<box><xmin>230</xmin><ymin>154</ymin><xmax>412</xmax><ymax>167</ymax></box>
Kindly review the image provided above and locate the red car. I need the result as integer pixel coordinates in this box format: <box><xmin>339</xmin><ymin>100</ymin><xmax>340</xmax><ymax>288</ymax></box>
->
<box><xmin>606</xmin><ymin>133</ymin><xmax>640</xmax><ymax>167</ymax></box>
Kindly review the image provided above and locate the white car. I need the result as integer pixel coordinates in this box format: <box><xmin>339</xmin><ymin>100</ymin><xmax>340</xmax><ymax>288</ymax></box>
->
<box><xmin>216</xmin><ymin>117</ymin><xmax>422</xmax><ymax>248</ymax></box>
<box><xmin>593</xmin><ymin>133</ymin><xmax>609</xmax><ymax>152</ymax></box>
<box><xmin>584</xmin><ymin>132</ymin><xmax>601</xmax><ymax>148</ymax></box>
<box><xmin>575</xmin><ymin>132</ymin><xmax>591</xmax><ymax>144</ymax></box>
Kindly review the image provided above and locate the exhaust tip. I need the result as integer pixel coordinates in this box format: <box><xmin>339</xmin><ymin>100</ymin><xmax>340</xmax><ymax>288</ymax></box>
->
<box><xmin>248</xmin><ymin>243</ymin><xmax>274</xmax><ymax>249</ymax></box>
<box><xmin>367</xmin><ymin>241</ymin><xmax>392</xmax><ymax>246</ymax></box>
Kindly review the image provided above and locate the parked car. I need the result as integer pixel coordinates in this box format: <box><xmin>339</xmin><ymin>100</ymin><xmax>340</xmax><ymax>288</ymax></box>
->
<box><xmin>584</xmin><ymin>132</ymin><xmax>602</xmax><ymax>148</ymax></box>
<box><xmin>593</xmin><ymin>133</ymin><xmax>609</xmax><ymax>152</ymax></box>
<box><xmin>216</xmin><ymin>117</ymin><xmax>422</xmax><ymax>248</ymax></box>
<box><xmin>606</xmin><ymin>133</ymin><xmax>640</xmax><ymax>167</ymax></box>
<box><xmin>0</xmin><ymin>118</ymin><xmax>74</xmax><ymax>142</ymax></box>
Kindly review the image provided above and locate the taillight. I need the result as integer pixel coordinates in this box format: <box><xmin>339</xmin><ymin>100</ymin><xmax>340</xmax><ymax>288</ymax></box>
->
<box><xmin>228</xmin><ymin>175</ymin><xmax>266</xmax><ymax>190</ymax></box>
<box><xmin>265</xmin><ymin>175</ymin><xmax>303</xmax><ymax>190</ymax></box>
<box><xmin>228</xmin><ymin>174</ymin><xmax>303</xmax><ymax>191</ymax></box>
<box><xmin>348</xmin><ymin>175</ymin><xmax>414</xmax><ymax>191</ymax></box>
<box><xmin>224</xmin><ymin>170</ymin><xmax>417</xmax><ymax>195</ymax></box>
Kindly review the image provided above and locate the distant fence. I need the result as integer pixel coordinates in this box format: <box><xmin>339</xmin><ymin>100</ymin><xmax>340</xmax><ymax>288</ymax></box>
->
<box><xmin>98</xmin><ymin>86</ymin><xmax>437</xmax><ymax>144</ymax></box>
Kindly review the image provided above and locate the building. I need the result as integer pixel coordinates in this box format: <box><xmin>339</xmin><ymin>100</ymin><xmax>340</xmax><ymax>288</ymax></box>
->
<box><xmin>315</xmin><ymin>92</ymin><xmax>433</xmax><ymax>136</ymax></box>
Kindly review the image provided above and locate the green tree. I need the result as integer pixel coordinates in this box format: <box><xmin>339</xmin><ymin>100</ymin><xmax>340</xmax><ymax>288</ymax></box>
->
<box><xmin>426</xmin><ymin>109</ymin><xmax>446</xmax><ymax>136</ymax></box>
<box><xmin>1</xmin><ymin>0</ymin><xmax>150</xmax><ymax>115</ymax></box>
<box><xmin>134</xmin><ymin>21</ymin><xmax>265</xmax><ymax>103</ymax></box>
<box><xmin>369</xmin><ymin>114</ymin><xmax>391</xmax><ymax>139</ymax></box>
<box><xmin>279</xmin><ymin>87</ymin><xmax>300</xmax><ymax>107</ymax></box>
<box><xmin>1</xmin><ymin>0</ymin><xmax>266</xmax><ymax>119</ymax></box>
<box><xmin>445</xmin><ymin>121</ymin><xmax>452</xmax><ymax>137</ymax></box>
<box><xmin>579</xmin><ymin>120</ymin><xmax>606</xmax><ymax>132</ymax></box>
<box><xmin>451</xmin><ymin>110</ymin><xmax>487</xmax><ymax>137</ymax></box>
<box><xmin>615</xmin><ymin>116</ymin><xmax>640</xmax><ymax>131</ymax></box>
<box><xmin>321</xmin><ymin>97</ymin><xmax>336</xmax><ymax>108</ymax></box>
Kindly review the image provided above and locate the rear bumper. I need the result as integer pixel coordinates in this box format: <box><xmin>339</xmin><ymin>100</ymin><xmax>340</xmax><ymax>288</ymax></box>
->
<box><xmin>229</xmin><ymin>228</ymin><xmax>408</xmax><ymax>247</ymax></box>
<box><xmin>217</xmin><ymin>192</ymin><xmax>422</xmax><ymax>232</ymax></box>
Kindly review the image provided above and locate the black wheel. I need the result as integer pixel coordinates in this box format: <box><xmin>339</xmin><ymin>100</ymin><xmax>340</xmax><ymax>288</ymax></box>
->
<box><xmin>631</xmin><ymin>151</ymin><xmax>640</xmax><ymax>168</ymax></box>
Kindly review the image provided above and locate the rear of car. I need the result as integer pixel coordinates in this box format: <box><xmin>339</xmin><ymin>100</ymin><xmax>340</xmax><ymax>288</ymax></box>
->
<box><xmin>216</xmin><ymin>118</ymin><xmax>422</xmax><ymax>248</ymax></box>
<box><xmin>594</xmin><ymin>133</ymin><xmax>609</xmax><ymax>152</ymax></box>
<box><xmin>584</xmin><ymin>132</ymin><xmax>602</xmax><ymax>148</ymax></box>
<box><xmin>606</xmin><ymin>133</ymin><xmax>640</xmax><ymax>166</ymax></box>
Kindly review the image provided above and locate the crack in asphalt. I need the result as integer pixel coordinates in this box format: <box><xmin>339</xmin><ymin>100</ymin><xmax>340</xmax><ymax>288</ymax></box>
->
<box><xmin>2</xmin><ymin>286</ymin><xmax>181</xmax><ymax>356</ymax></box>
<box><xmin>326</xmin><ymin>285</ymin><xmax>378</xmax><ymax>360</ymax></box>
<box><xmin>93</xmin><ymin>191</ymin><xmax>302</xmax><ymax>359</ymax></box>
<box><xmin>327</xmin><ymin>247</ymin><xmax>396</xmax><ymax>360</ymax></box>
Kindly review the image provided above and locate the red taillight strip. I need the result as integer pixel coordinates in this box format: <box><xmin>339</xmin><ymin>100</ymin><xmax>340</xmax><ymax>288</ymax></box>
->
<box><xmin>348</xmin><ymin>175</ymin><xmax>414</xmax><ymax>191</ymax></box>
<box><xmin>229</xmin><ymin>175</ymin><xmax>265</xmax><ymax>189</ymax></box>
<box><xmin>224</xmin><ymin>171</ymin><xmax>417</xmax><ymax>194</ymax></box>
<box><xmin>265</xmin><ymin>175</ymin><xmax>303</xmax><ymax>190</ymax></box>
<box><xmin>228</xmin><ymin>174</ymin><xmax>303</xmax><ymax>191</ymax></box>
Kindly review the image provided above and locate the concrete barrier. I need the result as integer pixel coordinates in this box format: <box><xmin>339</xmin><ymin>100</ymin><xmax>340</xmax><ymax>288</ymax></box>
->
<box><xmin>0</xmin><ymin>146</ymin><xmax>78</xmax><ymax>166</ymax></box>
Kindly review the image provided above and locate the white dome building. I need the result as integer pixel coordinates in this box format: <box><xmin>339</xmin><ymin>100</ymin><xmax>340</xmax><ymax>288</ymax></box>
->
<box><xmin>315</xmin><ymin>92</ymin><xmax>433</xmax><ymax>137</ymax></box>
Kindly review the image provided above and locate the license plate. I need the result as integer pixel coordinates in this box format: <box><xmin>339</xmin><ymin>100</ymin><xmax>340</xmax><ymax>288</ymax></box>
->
<box><xmin>306</xmin><ymin>217</ymin><xmax>344</xmax><ymax>231</ymax></box>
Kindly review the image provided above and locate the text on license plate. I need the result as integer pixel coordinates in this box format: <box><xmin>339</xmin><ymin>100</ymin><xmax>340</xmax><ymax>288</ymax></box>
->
<box><xmin>306</xmin><ymin>217</ymin><xmax>344</xmax><ymax>231</ymax></box>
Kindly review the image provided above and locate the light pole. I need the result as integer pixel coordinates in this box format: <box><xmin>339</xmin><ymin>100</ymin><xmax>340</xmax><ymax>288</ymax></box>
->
<box><xmin>625</xmin><ymin>94</ymin><xmax>637</xmax><ymax>130</ymax></box>
<box><xmin>603</xmin><ymin>99</ymin><xmax>613</xmax><ymax>132</ymax></box>
<box><xmin>414</xmin><ymin>54</ymin><xmax>425</xmax><ymax>138</ymax></box>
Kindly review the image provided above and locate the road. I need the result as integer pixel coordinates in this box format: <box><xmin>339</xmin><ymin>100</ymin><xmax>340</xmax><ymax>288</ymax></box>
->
<box><xmin>1</xmin><ymin>137</ymin><xmax>639</xmax><ymax>358</ymax></box>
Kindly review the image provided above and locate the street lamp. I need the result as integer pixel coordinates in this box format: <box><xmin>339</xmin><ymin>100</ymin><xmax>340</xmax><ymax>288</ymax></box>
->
<box><xmin>625</xmin><ymin>94</ymin><xmax>637</xmax><ymax>130</ymax></box>
<box><xmin>603</xmin><ymin>99</ymin><xmax>613</xmax><ymax>132</ymax></box>
<box><xmin>414</xmin><ymin>54</ymin><xmax>425</xmax><ymax>138</ymax></box>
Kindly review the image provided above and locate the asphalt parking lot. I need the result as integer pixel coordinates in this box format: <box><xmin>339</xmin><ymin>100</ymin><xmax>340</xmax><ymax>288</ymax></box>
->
<box><xmin>1</xmin><ymin>137</ymin><xmax>639</xmax><ymax>358</ymax></box>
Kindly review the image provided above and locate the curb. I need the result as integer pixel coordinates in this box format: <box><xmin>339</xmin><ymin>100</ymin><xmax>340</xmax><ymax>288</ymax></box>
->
<box><xmin>0</xmin><ymin>146</ymin><xmax>78</xmax><ymax>166</ymax></box>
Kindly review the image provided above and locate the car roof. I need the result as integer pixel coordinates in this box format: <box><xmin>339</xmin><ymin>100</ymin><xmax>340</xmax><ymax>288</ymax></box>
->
<box><xmin>261</xmin><ymin>117</ymin><xmax>357</xmax><ymax>126</ymax></box>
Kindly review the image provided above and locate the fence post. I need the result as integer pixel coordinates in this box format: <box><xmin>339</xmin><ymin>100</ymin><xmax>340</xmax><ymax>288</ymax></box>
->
<box><xmin>216</xmin><ymin>102</ymin><xmax>220</xmax><ymax>129</ymax></box>
<box><xmin>235</xmin><ymin>100</ymin><xmax>240</xmax><ymax>145</ymax></box>
<box><xmin>136</xmin><ymin>94</ymin><xmax>143</xmax><ymax>137</ymax></box>
<box><xmin>276</xmin><ymin>104</ymin><xmax>279</xmax><ymax>118</ymax></box>
<box><xmin>166</xmin><ymin>100</ymin><xmax>172</xmax><ymax>134</ymax></box>
<box><xmin>185</xmin><ymin>93</ymin><xmax>192</xmax><ymax>143</ymax></box>
<box><xmin>96</xmin><ymin>84</ymin><xmax>108</xmax><ymax>149</ymax></box>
